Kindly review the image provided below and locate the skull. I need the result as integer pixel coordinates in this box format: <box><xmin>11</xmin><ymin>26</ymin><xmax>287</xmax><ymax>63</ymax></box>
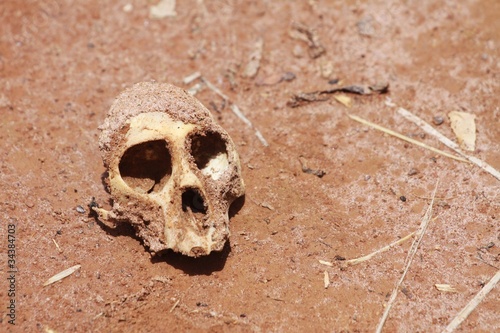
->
<box><xmin>94</xmin><ymin>82</ymin><xmax>245</xmax><ymax>257</ymax></box>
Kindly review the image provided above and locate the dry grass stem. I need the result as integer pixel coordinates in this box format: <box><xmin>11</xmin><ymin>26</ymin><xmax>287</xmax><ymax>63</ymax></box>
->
<box><xmin>230</xmin><ymin>104</ymin><xmax>269</xmax><ymax>147</ymax></box>
<box><xmin>43</xmin><ymin>264</ymin><xmax>81</xmax><ymax>287</ymax></box>
<box><xmin>230</xmin><ymin>104</ymin><xmax>254</xmax><ymax>128</ymax></box>
<box><xmin>170</xmin><ymin>299</ymin><xmax>180</xmax><ymax>313</ymax></box>
<box><xmin>397</xmin><ymin>108</ymin><xmax>500</xmax><ymax>181</ymax></box>
<box><xmin>201</xmin><ymin>76</ymin><xmax>269</xmax><ymax>147</ymax></box>
<box><xmin>375</xmin><ymin>180</ymin><xmax>439</xmax><ymax>333</ymax></box>
<box><xmin>187</xmin><ymin>83</ymin><xmax>204</xmax><ymax>96</ymax></box>
<box><xmin>182</xmin><ymin>71</ymin><xmax>201</xmax><ymax>84</ymax></box>
<box><xmin>348</xmin><ymin>115</ymin><xmax>468</xmax><ymax>163</ymax></box>
<box><xmin>442</xmin><ymin>269</ymin><xmax>500</xmax><ymax>333</ymax></box>
<box><xmin>200</xmin><ymin>76</ymin><xmax>230</xmax><ymax>101</ymax></box>
<box><xmin>324</xmin><ymin>271</ymin><xmax>330</xmax><ymax>289</ymax></box>
<box><xmin>435</xmin><ymin>284</ymin><xmax>458</xmax><ymax>293</ymax></box>
<box><xmin>52</xmin><ymin>238</ymin><xmax>63</xmax><ymax>253</ymax></box>
<box><xmin>319</xmin><ymin>260</ymin><xmax>333</xmax><ymax>267</ymax></box>
<box><xmin>345</xmin><ymin>232</ymin><xmax>416</xmax><ymax>266</ymax></box>
<box><xmin>254</xmin><ymin>129</ymin><xmax>269</xmax><ymax>147</ymax></box>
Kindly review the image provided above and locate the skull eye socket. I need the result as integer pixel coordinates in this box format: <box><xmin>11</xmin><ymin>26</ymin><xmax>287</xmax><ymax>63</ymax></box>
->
<box><xmin>190</xmin><ymin>132</ymin><xmax>229</xmax><ymax>180</ymax></box>
<box><xmin>119</xmin><ymin>140</ymin><xmax>172</xmax><ymax>193</ymax></box>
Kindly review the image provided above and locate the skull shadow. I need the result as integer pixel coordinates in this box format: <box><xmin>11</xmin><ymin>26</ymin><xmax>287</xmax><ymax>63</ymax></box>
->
<box><xmin>90</xmin><ymin>192</ymin><xmax>245</xmax><ymax>276</ymax></box>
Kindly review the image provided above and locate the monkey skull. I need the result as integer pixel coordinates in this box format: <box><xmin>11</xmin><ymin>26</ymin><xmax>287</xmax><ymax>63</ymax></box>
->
<box><xmin>94</xmin><ymin>82</ymin><xmax>245</xmax><ymax>257</ymax></box>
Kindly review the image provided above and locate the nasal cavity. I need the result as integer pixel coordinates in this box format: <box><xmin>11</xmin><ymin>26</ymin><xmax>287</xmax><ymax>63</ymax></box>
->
<box><xmin>181</xmin><ymin>189</ymin><xmax>207</xmax><ymax>214</ymax></box>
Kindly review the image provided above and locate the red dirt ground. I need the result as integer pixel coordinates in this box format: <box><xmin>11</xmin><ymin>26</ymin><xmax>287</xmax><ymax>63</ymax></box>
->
<box><xmin>1</xmin><ymin>1</ymin><xmax>499</xmax><ymax>332</ymax></box>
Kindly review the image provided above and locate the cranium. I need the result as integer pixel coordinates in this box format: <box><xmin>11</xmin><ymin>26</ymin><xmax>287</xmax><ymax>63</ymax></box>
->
<box><xmin>93</xmin><ymin>82</ymin><xmax>245</xmax><ymax>257</ymax></box>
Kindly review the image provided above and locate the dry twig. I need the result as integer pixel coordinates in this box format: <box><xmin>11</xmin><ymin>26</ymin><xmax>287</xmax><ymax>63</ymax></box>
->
<box><xmin>375</xmin><ymin>180</ymin><xmax>439</xmax><ymax>333</ymax></box>
<box><xmin>170</xmin><ymin>299</ymin><xmax>180</xmax><ymax>313</ymax></box>
<box><xmin>288</xmin><ymin>83</ymin><xmax>388</xmax><ymax>108</ymax></box>
<box><xmin>397</xmin><ymin>107</ymin><xmax>500</xmax><ymax>181</ymax></box>
<box><xmin>52</xmin><ymin>238</ymin><xmax>63</xmax><ymax>253</ymax></box>
<box><xmin>182</xmin><ymin>71</ymin><xmax>201</xmax><ymax>84</ymax></box>
<box><xmin>344</xmin><ymin>232</ymin><xmax>416</xmax><ymax>266</ymax></box>
<box><xmin>442</xmin><ymin>269</ymin><xmax>500</xmax><ymax>333</ymax></box>
<box><xmin>200</xmin><ymin>76</ymin><xmax>269</xmax><ymax>147</ymax></box>
<box><xmin>348</xmin><ymin>115</ymin><xmax>468</xmax><ymax>163</ymax></box>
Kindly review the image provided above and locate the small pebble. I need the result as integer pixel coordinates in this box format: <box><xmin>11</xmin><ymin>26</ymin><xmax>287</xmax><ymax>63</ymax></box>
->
<box><xmin>408</xmin><ymin>168</ymin><xmax>419</xmax><ymax>176</ymax></box>
<box><xmin>437</xmin><ymin>200</ymin><xmax>450</xmax><ymax>208</ymax></box>
<box><xmin>356</xmin><ymin>16</ymin><xmax>376</xmax><ymax>37</ymax></box>
<box><xmin>400</xmin><ymin>196</ymin><xmax>407</xmax><ymax>202</ymax></box>
<box><xmin>328</xmin><ymin>78</ymin><xmax>339</xmax><ymax>85</ymax></box>
<box><xmin>433</xmin><ymin>116</ymin><xmax>444</xmax><ymax>125</ymax></box>
<box><xmin>292</xmin><ymin>45</ymin><xmax>304</xmax><ymax>58</ymax></box>
<box><xmin>123</xmin><ymin>3</ymin><xmax>133</xmax><ymax>12</ymax></box>
<box><xmin>282</xmin><ymin>72</ymin><xmax>296</xmax><ymax>82</ymax></box>
<box><xmin>76</xmin><ymin>205</ymin><xmax>86</xmax><ymax>214</ymax></box>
